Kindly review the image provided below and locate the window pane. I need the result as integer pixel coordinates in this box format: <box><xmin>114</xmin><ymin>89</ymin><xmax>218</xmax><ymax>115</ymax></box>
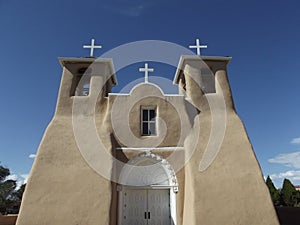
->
<box><xmin>149</xmin><ymin>123</ymin><xmax>156</xmax><ymax>135</ymax></box>
<box><xmin>141</xmin><ymin>108</ymin><xmax>157</xmax><ymax>136</ymax></box>
<box><xmin>142</xmin><ymin>122</ymin><xmax>148</xmax><ymax>135</ymax></box>
<box><xmin>149</xmin><ymin>109</ymin><xmax>155</xmax><ymax>121</ymax></box>
<box><xmin>142</xmin><ymin>110</ymin><xmax>148</xmax><ymax>121</ymax></box>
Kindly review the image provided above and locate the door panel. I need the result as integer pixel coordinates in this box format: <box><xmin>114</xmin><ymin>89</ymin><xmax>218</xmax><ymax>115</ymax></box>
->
<box><xmin>147</xmin><ymin>189</ymin><xmax>171</xmax><ymax>225</ymax></box>
<box><xmin>123</xmin><ymin>189</ymin><xmax>147</xmax><ymax>225</ymax></box>
<box><xmin>122</xmin><ymin>189</ymin><xmax>171</xmax><ymax>225</ymax></box>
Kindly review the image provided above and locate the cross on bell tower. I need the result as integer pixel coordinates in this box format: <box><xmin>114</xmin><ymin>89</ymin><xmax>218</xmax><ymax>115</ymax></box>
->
<box><xmin>83</xmin><ymin>38</ymin><xmax>102</xmax><ymax>57</ymax></box>
<box><xmin>189</xmin><ymin>38</ymin><xmax>207</xmax><ymax>56</ymax></box>
<box><xmin>139</xmin><ymin>63</ymin><xmax>154</xmax><ymax>83</ymax></box>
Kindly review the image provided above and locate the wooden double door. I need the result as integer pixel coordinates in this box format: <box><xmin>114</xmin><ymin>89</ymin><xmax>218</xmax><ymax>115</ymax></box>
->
<box><xmin>121</xmin><ymin>189</ymin><xmax>171</xmax><ymax>225</ymax></box>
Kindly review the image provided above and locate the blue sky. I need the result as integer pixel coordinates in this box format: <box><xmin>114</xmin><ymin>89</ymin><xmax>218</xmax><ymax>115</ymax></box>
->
<box><xmin>0</xmin><ymin>0</ymin><xmax>299</xmax><ymax>188</ymax></box>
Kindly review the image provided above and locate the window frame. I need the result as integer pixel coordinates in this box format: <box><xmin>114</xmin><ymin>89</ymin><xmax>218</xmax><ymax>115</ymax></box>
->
<box><xmin>141</xmin><ymin>106</ymin><xmax>157</xmax><ymax>136</ymax></box>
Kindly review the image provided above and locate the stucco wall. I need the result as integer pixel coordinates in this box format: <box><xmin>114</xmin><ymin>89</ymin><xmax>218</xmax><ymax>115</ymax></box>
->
<box><xmin>17</xmin><ymin>60</ymin><xmax>115</xmax><ymax>225</ymax></box>
<box><xmin>17</xmin><ymin>56</ymin><xmax>279</xmax><ymax>225</ymax></box>
<box><xmin>181</xmin><ymin>59</ymin><xmax>279</xmax><ymax>225</ymax></box>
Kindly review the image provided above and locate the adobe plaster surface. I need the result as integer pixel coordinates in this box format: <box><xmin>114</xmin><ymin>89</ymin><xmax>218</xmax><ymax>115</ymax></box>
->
<box><xmin>16</xmin><ymin>56</ymin><xmax>279</xmax><ymax>225</ymax></box>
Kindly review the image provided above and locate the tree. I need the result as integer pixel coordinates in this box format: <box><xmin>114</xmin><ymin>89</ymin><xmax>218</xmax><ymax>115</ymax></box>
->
<box><xmin>0</xmin><ymin>165</ymin><xmax>10</xmax><ymax>183</ymax></box>
<box><xmin>280</xmin><ymin>178</ymin><xmax>298</xmax><ymax>207</ymax></box>
<box><xmin>266</xmin><ymin>176</ymin><xmax>280</xmax><ymax>206</ymax></box>
<box><xmin>13</xmin><ymin>184</ymin><xmax>26</xmax><ymax>201</ymax></box>
<box><xmin>0</xmin><ymin>165</ymin><xmax>17</xmax><ymax>214</ymax></box>
<box><xmin>295</xmin><ymin>190</ymin><xmax>300</xmax><ymax>207</ymax></box>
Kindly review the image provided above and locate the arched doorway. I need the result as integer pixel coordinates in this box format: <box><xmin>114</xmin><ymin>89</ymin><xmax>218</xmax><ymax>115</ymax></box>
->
<box><xmin>118</xmin><ymin>152</ymin><xmax>178</xmax><ymax>225</ymax></box>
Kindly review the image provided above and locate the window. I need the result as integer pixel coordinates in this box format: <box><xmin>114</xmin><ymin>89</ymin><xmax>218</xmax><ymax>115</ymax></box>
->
<box><xmin>82</xmin><ymin>84</ymin><xmax>90</xmax><ymax>96</ymax></box>
<box><xmin>141</xmin><ymin>108</ymin><xmax>156</xmax><ymax>136</ymax></box>
<box><xmin>71</xmin><ymin>67</ymin><xmax>92</xmax><ymax>96</ymax></box>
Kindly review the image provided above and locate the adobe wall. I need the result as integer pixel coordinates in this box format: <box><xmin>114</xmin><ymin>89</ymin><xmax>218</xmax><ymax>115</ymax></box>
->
<box><xmin>17</xmin><ymin>56</ymin><xmax>279</xmax><ymax>225</ymax></box>
<box><xmin>16</xmin><ymin>61</ymin><xmax>115</xmax><ymax>225</ymax></box>
<box><xmin>181</xmin><ymin>58</ymin><xmax>280</xmax><ymax>225</ymax></box>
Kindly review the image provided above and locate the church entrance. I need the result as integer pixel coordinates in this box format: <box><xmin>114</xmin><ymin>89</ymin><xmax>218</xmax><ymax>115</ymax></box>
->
<box><xmin>117</xmin><ymin>152</ymin><xmax>178</xmax><ymax>225</ymax></box>
<box><xmin>121</xmin><ymin>188</ymin><xmax>171</xmax><ymax>225</ymax></box>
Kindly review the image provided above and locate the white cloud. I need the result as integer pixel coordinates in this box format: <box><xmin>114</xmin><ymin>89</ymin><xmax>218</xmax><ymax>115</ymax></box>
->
<box><xmin>6</xmin><ymin>174</ymin><xmax>18</xmax><ymax>181</ymax></box>
<box><xmin>291</xmin><ymin>137</ymin><xmax>300</xmax><ymax>144</ymax></box>
<box><xmin>29</xmin><ymin>154</ymin><xmax>36</xmax><ymax>159</ymax></box>
<box><xmin>268</xmin><ymin>151</ymin><xmax>300</xmax><ymax>168</ymax></box>
<box><xmin>5</xmin><ymin>174</ymin><xmax>28</xmax><ymax>189</ymax></box>
<box><xmin>270</xmin><ymin>170</ymin><xmax>300</xmax><ymax>179</ymax></box>
<box><xmin>270</xmin><ymin>170</ymin><xmax>300</xmax><ymax>187</ymax></box>
<box><xmin>20</xmin><ymin>174</ymin><xmax>29</xmax><ymax>184</ymax></box>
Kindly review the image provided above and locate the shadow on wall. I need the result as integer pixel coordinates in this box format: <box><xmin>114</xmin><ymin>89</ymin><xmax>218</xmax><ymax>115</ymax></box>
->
<box><xmin>276</xmin><ymin>207</ymin><xmax>300</xmax><ymax>225</ymax></box>
<box><xmin>0</xmin><ymin>215</ymin><xmax>17</xmax><ymax>225</ymax></box>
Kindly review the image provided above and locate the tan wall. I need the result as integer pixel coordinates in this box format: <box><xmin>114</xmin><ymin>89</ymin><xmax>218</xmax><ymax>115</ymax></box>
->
<box><xmin>17</xmin><ymin>61</ymin><xmax>115</xmax><ymax>225</ymax></box>
<box><xmin>17</xmin><ymin>56</ymin><xmax>279</xmax><ymax>225</ymax></box>
<box><xmin>181</xmin><ymin>58</ymin><xmax>279</xmax><ymax>225</ymax></box>
<box><xmin>109</xmin><ymin>83</ymin><xmax>194</xmax><ymax>149</ymax></box>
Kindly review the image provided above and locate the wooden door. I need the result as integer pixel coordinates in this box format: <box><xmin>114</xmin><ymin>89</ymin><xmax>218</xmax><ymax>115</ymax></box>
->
<box><xmin>122</xmin><ymin>189</ymin><xmax>147</xmax><ymax>225</ymax></box>
<box><xmin>122</xmin><ymin>189</ymin><xmax>171</xmax><ymax>225</ymax></box>
<box><xmin>147</xmin><ymin>189</ymin><xmax>171</xmax><ymax>225</ymax></box>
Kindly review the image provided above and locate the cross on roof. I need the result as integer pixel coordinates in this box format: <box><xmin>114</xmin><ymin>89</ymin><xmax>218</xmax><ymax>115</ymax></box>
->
<box><xmin>83</xmin><ymin>39</ymin><xmax>102</xmax><ymax>57</ymax></box>
<box><xmin>189</xmin><ymin>38</ymin><xmax>207</xmax><ymax>56</ymax></box>
<box><xmin>139</xmin><ymin>63</ymin><xmax>154</xmax><ymax>83</ymax></box>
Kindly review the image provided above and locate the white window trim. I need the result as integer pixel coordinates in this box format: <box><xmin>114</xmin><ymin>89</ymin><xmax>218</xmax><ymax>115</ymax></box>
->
<box><xmin>141</xmin><ymin>106</ymin><xmax>157</xmax><ymax>136</ymax></box>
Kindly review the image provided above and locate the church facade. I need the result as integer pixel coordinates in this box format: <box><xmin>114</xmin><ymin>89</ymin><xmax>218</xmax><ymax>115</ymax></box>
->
<box><xmin>16</xmin><ymin>53</ymin><xmax>279</xmax><ymax>225</ymax></box>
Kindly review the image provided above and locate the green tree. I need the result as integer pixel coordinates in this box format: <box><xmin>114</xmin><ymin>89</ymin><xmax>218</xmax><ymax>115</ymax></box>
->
<box><xmin>0</xmin><ymin>164</ymin><xmax>17</xmax><ymax>214</ymax></box>
<box><xmin>266</xmin><ymin>176</ymin><xmax>280</xmax><ymax>206</ymax></box>
<box><xmin>295</xmin><ymin>190</ymin><xmax>300</xmax><ymax>207</ymax></box>
<box><xmin>12</xmin><ymin>184</ymin><xmax>26</xmax><ymax>201</ymax></box>
<box><xmin>280</xmin><ymin>178</ymin><xmax>297</xmax><ymax>207</ymax></box>
<box><xmin>0</xmin><ymin>165</ymin><xmax>10</xmax><ymax>182</ymax></box>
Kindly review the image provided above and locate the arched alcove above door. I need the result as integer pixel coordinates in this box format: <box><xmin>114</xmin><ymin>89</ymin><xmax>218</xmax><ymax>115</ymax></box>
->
<box><xmin>118</xmin><ymin>152</ymin><xmax>177</xmax><ymax>225</ymax></box>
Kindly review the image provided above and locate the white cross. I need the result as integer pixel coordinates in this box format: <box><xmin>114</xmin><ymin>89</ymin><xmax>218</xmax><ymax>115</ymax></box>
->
<box><xmin>83</xmin><ymin>39</ymin><xmax>102</xmax><ymax>57</ymax></box>
<box><xmin>189</xmin><ymin>38</ymin><xmax>207</xmax><ymax>56</ymax></box>
<box><xmin>139</xmin><ymin>63</ymin><xmax>154</xmax><ymax>83</ymax></box>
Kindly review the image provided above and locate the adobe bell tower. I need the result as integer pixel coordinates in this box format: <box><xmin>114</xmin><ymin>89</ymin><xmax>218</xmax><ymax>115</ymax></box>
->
<box><xmin>17</xmin><ymin>54</ymin><xmax>118</xmax><ymax>225</ymax></box>
<box><xmin>174</xmin><ymin>54</ymin><xmax>279</xmax><ymax>225</ymax></box>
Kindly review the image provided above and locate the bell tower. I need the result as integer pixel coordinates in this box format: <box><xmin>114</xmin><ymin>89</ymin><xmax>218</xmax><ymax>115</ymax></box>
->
<box><xmin>17</xmin><ymin>56</ymin><xmax>117</xmax><ymax>225</ymax></box>
<box><xmin>174</xmin><ymin>55</ymin><xmax>279</xmax><ymax>225</ymax></box>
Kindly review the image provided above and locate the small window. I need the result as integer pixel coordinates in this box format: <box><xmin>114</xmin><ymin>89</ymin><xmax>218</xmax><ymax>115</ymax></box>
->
<box><xmin>75</xmin><ymin>83</ymin><xmax>90</xmax><ymax>96</ymax></box>
<box><xmin>82</xmin><ymin>84</ymin><xmax>90</xmax><ymax>96</ymax></box>
<box><xmin>141</xmin><ymin>108</ymin><xmax>156</xmax><ymax>136</ymax></box>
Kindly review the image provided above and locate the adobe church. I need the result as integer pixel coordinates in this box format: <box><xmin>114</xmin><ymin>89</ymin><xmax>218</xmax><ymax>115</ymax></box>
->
<box><xmin>16</xmin><ymin>39</ymin><xmax>279</xmax><ymax>225</ymax></box>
